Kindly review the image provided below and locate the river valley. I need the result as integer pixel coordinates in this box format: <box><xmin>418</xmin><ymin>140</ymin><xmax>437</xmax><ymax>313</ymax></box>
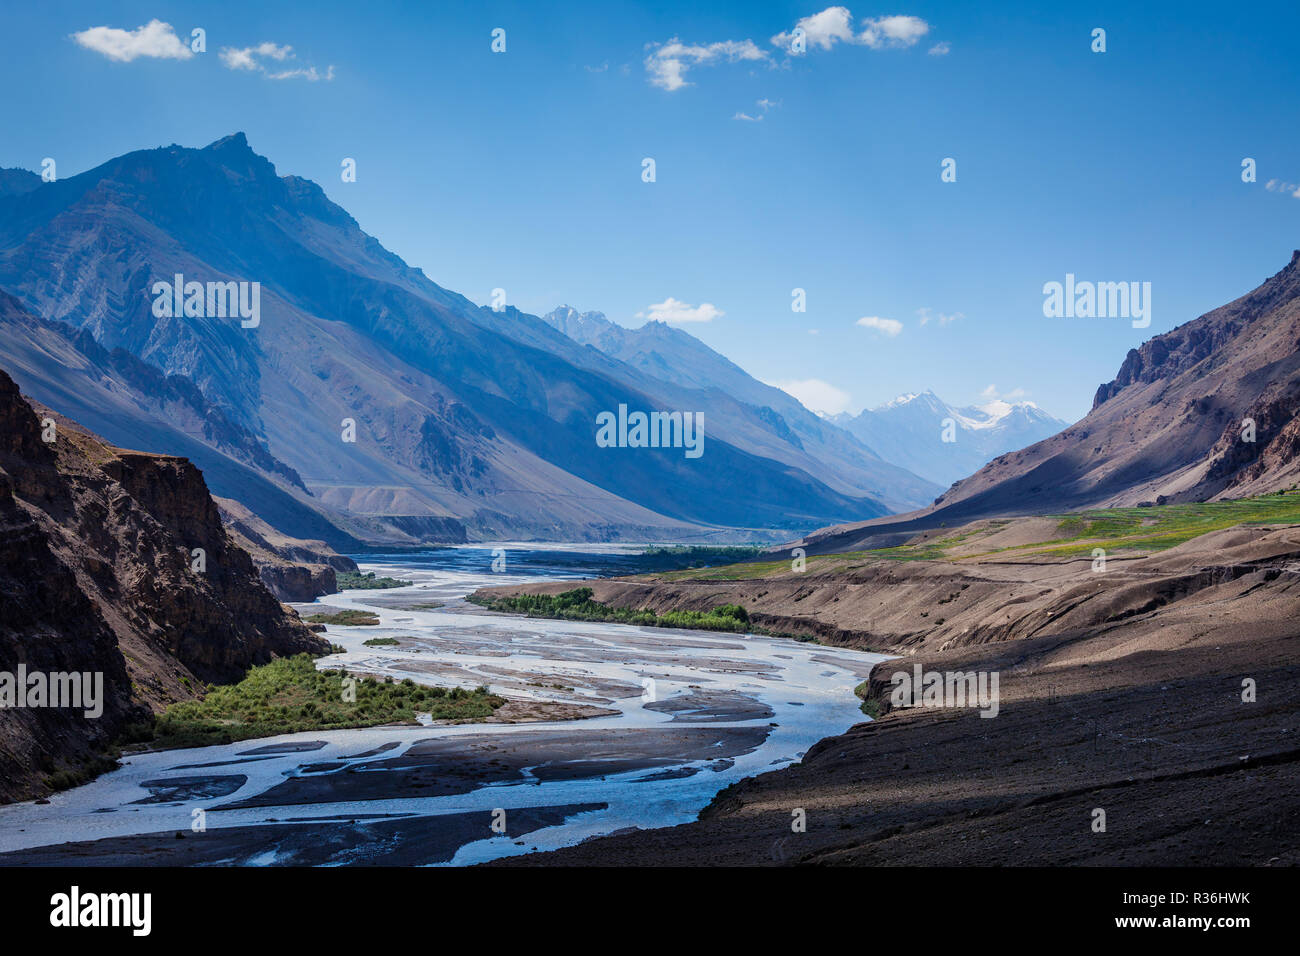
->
<box><xmin>0</xmin><ymin>546</ymin><xmax>887</xmax><ymax>866</ymax></box>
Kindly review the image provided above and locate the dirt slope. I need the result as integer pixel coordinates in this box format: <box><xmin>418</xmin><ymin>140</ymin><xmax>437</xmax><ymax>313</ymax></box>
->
<box><xmin>479</xmin><ymin>517</ymin><xmax>1300</xmax><ymax>865</ymax></box>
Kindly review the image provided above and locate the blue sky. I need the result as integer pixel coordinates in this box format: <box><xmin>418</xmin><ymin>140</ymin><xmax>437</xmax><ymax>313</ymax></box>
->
<box><xmin>2</xmin><ymin>1</ymin><xmax>1298</xmax><ymax>422</ymax></box>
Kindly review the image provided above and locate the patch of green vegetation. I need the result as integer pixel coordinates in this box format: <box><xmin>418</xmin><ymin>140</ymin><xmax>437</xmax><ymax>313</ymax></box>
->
<box><xmin>854</xmin><ymin>680</ymin><xmax>882</xmax><ymax>718</ymax></box>
<box><xmin>664</xmin><ymin>493</ymin><xmax>1300</xmax><ymax>578</ymax></box>
<box><xmin>337</xmin><ymin>570</ymin><xmax>414</xmax><ymax>589</ymax></box>
<box><xmin>471</xmin><ymin>588</ymin><xmax>823</xmax><ymax>644</ymax></box>
<box><xmin>470</xmin><ymin>587</ymin><xmax>756</xmax><ymax>632</ymax></box>
<box><xmin>362</xmin><ymin>637</ymin><xmax>401</xmax><ymax>646</ymax></box>
<box><xmin>404</xmin><ymin>601</ymin><xmax>444</xmax><ymax>610</ymax></box>
<box><xmin>636</xmin><ymin>545</ymin><xmax>765</xmax><ymax>570</ymax></box>
<box><xmin>141</xmin><ymin>654</ymin><xmax>504</xmax><ymax>749</ymax></box>
<box><xmin>44</xmin><ymin>756</ymin><xmax>121</xmax><ymax>794</ymax></box>
<box><xmin>656</xmin><ymin>556</ymin><xmax>799</xmax><ymax>581</ymax></box>
<box><xmin>305</xmin><ymin>609</ymin><xmax>381</xmax><ymax>626</ymax></box>
<box><xmin>1028</xmin><ymin>493</ymin><xmax>1300</xmax><ymax>556</ymax></box>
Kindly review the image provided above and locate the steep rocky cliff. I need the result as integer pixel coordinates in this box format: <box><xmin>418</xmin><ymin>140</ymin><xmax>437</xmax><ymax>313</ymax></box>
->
<box><xmin>0</xmin><ymin>368</ymin><xmax>327</xmax><ymax>802</ymax></box>
<box><xmin>217</xmin><ymin>496</ymin><xmax>358</xmax><ymax>601</ymax></box>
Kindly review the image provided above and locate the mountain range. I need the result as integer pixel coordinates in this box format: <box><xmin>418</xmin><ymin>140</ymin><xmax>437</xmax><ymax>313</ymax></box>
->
<box><xmin>830</xmin><ymin>390</ymin><xmax>1066</xmax><ymax>489</ymax></box>
<box><xmin>540</xmin><ymin>305</ymin><xmax>940</xmax><ymax>509</ymax></box>
<box><xmin>795</xmin><ymin>250</ymin><xmax>1300</xmax><ymax>554</ymax></box>
<box><xmin>0</xmin><ymin>135</ymin><xmax>951</xmax><ymax>545</ymax></box>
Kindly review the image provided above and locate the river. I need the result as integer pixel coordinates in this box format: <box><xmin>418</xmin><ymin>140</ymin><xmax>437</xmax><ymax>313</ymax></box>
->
<box><xmin>0</xmin><ymin>545</ymin><xmax>888</xmax><ymax>865</ymax></box>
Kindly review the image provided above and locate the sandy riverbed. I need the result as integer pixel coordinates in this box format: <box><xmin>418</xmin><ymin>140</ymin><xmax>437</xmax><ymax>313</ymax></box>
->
<box><xmin>0</xmin><ymin>548</ymin><xmax>888</xmax><ymax>866</ymax></box>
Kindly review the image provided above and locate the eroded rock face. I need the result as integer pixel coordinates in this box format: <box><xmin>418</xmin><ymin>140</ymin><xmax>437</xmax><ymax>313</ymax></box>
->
<box><xmin>256</xmin><ymin>563</ymin><xmax>339</xmax><ymax>603</ymax></box>
<box><xmin>0</xmin><ymin>368</ymin><xmax>327</xmax><ymax>802</ymax></box>
<box><xmin>216</xmin><ymin>497</ymin><xmax>354</xmax><ymax>601</ymax></box>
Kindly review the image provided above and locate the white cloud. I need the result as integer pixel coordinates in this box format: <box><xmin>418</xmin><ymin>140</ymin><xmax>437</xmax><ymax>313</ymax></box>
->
<box><xmin>917</xmin><ymin>307</ymin><xmax>964</xmax><ymax>326</ymax></box>
<box><xmin>981</xmin><ymin>384</ymin><xmax>1027</xmax><ymax>401</ymax></box>
<box><xmin>772</xmin><ymin>6</ymin><xmax>855</xmax><ymax>51</ymax></box>
<box><xmin>72</xmin><ymin>20</ymin><xmax>193</xmax><ymax>62</ymax></box>
<box><xmin>220</xmin><ymin>42</ymin><xmax>333</xmax><ymax>80</ymax></box>
<box><xmin>860</xmin><ymin>15</ymin><xmax>931</xmax><ymax>49</ymax></box>
<box><xmin>856</xmin><ymin>315</ymin><xmax>903</xmax><ymax>336</ymax></box>
<box><xmin>733</xmin><ymin>111</ymin><xmax>763</xmax><ymax>122</ymax></box>
<box><xmin>220</xmin><ymin>42</ymin><xmax>291</xmax><ymax>71</ymax></box>
<box><xmin>928</xmin><ymin>41</ymin><xmax>951</xmax><ymax>56</ymax></box>
<box><xmin>637</xmin><ymin>297</ymin><xmax>724</xmax><ymax>324</ymax></box>
<box><xmin>644</xmin><ymin>37</ymin><xmax>768</xmax><ymax>91</ymax></box>
<box><xmin>1265</xmin><ymin>178</ymin><xmax>1300</xmax><ymax>198</ymax></box>
<box><xmin>770</xmin><ymin>378</ymin><xmax>853</xmax><ymax>415</ymax></box>
<box><xmin>772</xmin><ymin>8</ymin><xmax>932</xmax><ymax>52</ymax></box>
<box><xmin>648</xmin><ymin>10</ymin><xmax>931</xmax><ymax>90</ymax></box>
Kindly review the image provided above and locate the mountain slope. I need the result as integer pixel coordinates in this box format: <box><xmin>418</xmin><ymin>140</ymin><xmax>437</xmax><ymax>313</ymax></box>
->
<box><xmin>832</xmin><ymin>389</ymin><xmax>1067</xmax><ymax>488</ymax></box>
<box><xmin>793</xmin><ymin>251</ymin><xmax>1300</xmax><ymax>554</ymax></box>
<box><xmin>0</xmin><ymin>135</ymin><xmax>897</xmax><ymax>541</ymax></box>
<box><xmin>540</xmin><ymin>306</ymin><xmax>941</xmax><ymax>511</ymax></box>
<box><xmin>0</xmin><ymin>368</ymin><xmax>326</xmax><ymax>802</ymax></box>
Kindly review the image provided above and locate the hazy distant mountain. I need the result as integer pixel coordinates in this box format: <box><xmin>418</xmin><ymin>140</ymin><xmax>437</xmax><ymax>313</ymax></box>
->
<box><xmin>0</xmin><ymin>134</ymin><xmax>908</xmax><ymax>543</ymax></box>
<box><xmin>794</xmin><ymin>251</ymin><xmax>1300</xmax><ymax>555</ymax></box>
<box><xmin>831</xmin><ymin>389</ymin><xmax>1067</xmax><ymax>488</ymax></box>
<box><xmin>541</xmin><ymin>306</ymin><xmax>941</xmax><ymax>512</ymax></box>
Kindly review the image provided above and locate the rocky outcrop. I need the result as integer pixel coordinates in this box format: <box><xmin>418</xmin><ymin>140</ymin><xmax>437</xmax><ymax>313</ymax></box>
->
<box><xmin>217</xmin><ymin>497</ymin><xmax>357</xmax><ymax>601</ymax></box>
<box><xmin>0</xmin><ymin>368</ymin><xmax>327</xmax><ymax>802</ymax></box>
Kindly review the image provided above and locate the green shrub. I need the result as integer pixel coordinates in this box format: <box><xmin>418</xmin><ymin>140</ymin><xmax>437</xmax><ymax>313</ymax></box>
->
<box><xmin>148</xmin><ymin>655</ymin><xmax>505</xmax><ymax>748</ymax></box>
<box><xmin>305</xmin><ymin>609</ymin><xmax>381</xmax><ymax>626</ymax></box>
<box><xmin>337</xmin><ymin>571</ymin><xmax>414</xmax><ymax>589</ymax></box>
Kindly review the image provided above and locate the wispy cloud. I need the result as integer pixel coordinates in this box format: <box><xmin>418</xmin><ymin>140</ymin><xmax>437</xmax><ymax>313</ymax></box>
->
<box><xmin>220</xmin><ymin>42</ymin><xmax>291</xmax><ymax>71</ymax></box>
<box><xmin>1265</xmin><ymin>178</ymin><xmax>1300</xmax><ymax>199</ymax></box>
<box><xmin>928</xmin><ymin>41</ymin><xmax>952</xmax><ymax>56</ymax></box>
<box><xmin>770</xmin><ymin>378</ymin><xmax>853</xmax><ymax>415</ymax></box>
<box><xmin>220</xmin><ymin>42</ymin><xmax>334</xmax><ymax>81</ymax></box>
<box><xmin>771</xmin><ymin>8</ymin><xmax>932</xmax><ymax>53</ymax></box>
<box><xmin>735</xmin><ymin>98</ymin><xmax>780</xmax><ymax>121</ymax></box>
<box><xmin>644</xmin><ymin>38</ymin><xmax>768</xmax><ymax>92</ymax></box>
<box><xmin>856</xmin><ymin>315</ymin><xmax>903</xmax><ymax>336</ymax></box>
<box><xmin>637</xmin><ymin>297</ymin><xmax>724</xmax><ymax>324</ymax></box>
<box><xmin>646</xmin><ymin>9</ymin><xmax>933</xmax><ymax>90</ymax></box>
<box><xmin>267</xmin><ymin>65</ymin><xmax>335</xmax><ymax>81</ymax></box>
<box><xmin>917</xmin><ymin>307</ymin><xmax>964</xmax><ymax>326</ymax></box>
<box><xmin>981</xmin><ymin>384</ymin><xmax>1027</xmax><ymax>402</ymax></box>
<box><xmin>72</xmin><ymin>19</ymin><xmax>193</xmax><ymax>62</ymax></box>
